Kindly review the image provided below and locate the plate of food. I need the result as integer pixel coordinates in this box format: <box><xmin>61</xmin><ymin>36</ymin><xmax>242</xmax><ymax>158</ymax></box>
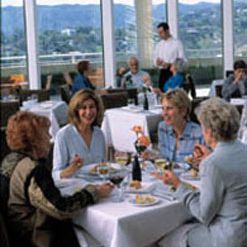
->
<box><xmin>79</xmin><ymin>163</ymin><xmax>121</xmax><ymax>176</ymax></box>
<box><xmin>180</xmin><ymin>169</ymin><xmax>200</xmax><ymax>181</ymax></box>
<box><xmin>128</xmin><ymin>194</ymin><xmax>160</xmax><ymax>207</ymax></box>
<box><xmin>125</xmin><ymin>181</ymin><xmax>155</xmax><ymax>193</ymax></box>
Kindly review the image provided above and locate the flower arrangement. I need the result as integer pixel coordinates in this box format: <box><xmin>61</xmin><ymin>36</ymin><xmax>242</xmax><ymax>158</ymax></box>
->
<box><xmin>131</xmin><ymin>125</ymin><xmax>151</xmax><ymax>155</ymax></box>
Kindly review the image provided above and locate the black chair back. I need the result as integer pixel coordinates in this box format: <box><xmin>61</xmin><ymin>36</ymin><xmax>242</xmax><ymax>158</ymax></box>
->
<box><xmin>100</xmin><ymin>92</ymin><xmax>128</xmax><ymax>110</ymax></box>
<box><xmin>0</xmin><ymin>101</ymin><xmax>20</xmax><ymax>127</ymax></box>
<box><xmin>183</xmin><ymin>74</ymin><xmax>196</xmax><ymax>99</ymax></box>
<box><xmin>19</xmin><ymin>89</ymin><xmax>50</xmax><ymax>103</ymax></box>
<box><xmin>60</xmin><ymin>85</ymin><xmax>72</xmax><ymax>104</ymax></box>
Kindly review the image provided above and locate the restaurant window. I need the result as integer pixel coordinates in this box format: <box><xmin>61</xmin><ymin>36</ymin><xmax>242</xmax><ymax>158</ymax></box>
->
<box><xmin>233</xmin><ymin>0</ymin><xmax>247</xmax><ymax>63</ymax></box>
<box><xmin>178</xmin><ymin>0</ymin><xmax>223</xmax><ymax>86</ymax></box>
<box><xmin>113</xmin><ymin>0</ymin><xmax>166</xmax><ymax>87</ymax></box>
<box><xmin>1</xmin><ymin>0</ymin><xmax>28</xmax><ymax>98</ymax></box>
<box><xmin>36</xmin><ymin>0</ymin><xmax>104</xmax><ymax>94</ymax></box>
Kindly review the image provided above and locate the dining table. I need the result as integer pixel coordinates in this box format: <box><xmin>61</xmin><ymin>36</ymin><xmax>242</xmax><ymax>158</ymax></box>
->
<box><xmin>56</xmin><ymin>163</ymin><xmax>199</xmax><ymax>247</ymax></box>
<box><xmin>101</xmin><ymin>105</ymin><xmax>163</xmax><ymax>153</ymax></box>
<box><xmin>21</xmin><ymin>100</ymin><xmax>68</xmax><ymax>140</ymax></box>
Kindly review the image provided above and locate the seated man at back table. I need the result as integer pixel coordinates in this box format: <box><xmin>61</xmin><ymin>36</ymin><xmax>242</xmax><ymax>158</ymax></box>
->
<box><xmin>222</xmin><ymin>60</ymin><xmax>247</xmax><ymax>101</ymax></box>
<box><xmin>122</xmin><ymin>56</ymin><xmax>150</xmax><ymax>90</ymax></box>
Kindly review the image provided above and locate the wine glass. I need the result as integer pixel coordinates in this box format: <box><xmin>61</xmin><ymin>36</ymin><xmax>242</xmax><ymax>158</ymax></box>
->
<box><xmin>97</xmin><ymin>162</ymin><xmax>109</xmax><ymax>182</ymax></box>
<box><xmin>109</xmin><ymin>168</ymin><xmax>128</xmax><ymax>202</ymax></box>
<box><xmin>115</xmin><ymin>152</ymin><xmax>129</xmax><ymax>166</ymax></box>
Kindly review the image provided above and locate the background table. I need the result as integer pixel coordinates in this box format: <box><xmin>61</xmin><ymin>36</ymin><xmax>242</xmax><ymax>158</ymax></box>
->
<box><xmin>101</xmin><ymin>106</ymin><xmax>163</xmax><ymax>153</ymax></box>
<box><xmin>21</xmin><ymin>100</ymin><xmax>68</xmax><ymax>140</ymax></box>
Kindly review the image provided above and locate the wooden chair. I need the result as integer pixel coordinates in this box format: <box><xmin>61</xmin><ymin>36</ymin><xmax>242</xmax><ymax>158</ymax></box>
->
<box><xmin>100</xmin><ymin>92</ymin><xmax>128</xmax><ymax>110</ymax></box>
<box><xmin>0</xmin><ymin>101</ymin><xmax>20</xmax><ymax>127</ymax></box>
<box><xmin>215</xmin><ymin>85</ymin><xmax>223</xmax><ymax>97</ymax></box>
<box><xmin>107</xmin><ymin>88</ymin><xmax>138</xmax><ymax>105</ymax></box>
<box><xmin>183</xmin><ymin>73</ymin><xmax>196</xmax><ymax>99</ymax></box>
<box><xmin>19</xmin><ymin>89</ymin><xmax>50</xmax><ymax>103</ymax></box>
<box><xmin>190</xmin><ymin>97</ymin><xmax>209</xmax><ymax>123</ymax></box>
<box><xmin>60</xmin><ymin>84</ymin><xmax>72</xmax><ymax>104</ymax></box>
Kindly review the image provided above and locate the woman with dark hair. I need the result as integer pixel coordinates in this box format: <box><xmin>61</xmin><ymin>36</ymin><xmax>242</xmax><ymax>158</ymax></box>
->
<box><xmin>52</xmin><ymin>89</ymin><xmax>106</xmax><ymax>180</ymax></box>
<box><xmin>72</xmin><ymin>60</ymin><xmax>95</xmax><ymax>94</ymax></box>
<box><xmin>1</xmin><ymin>111</ymin><xmax>112</xmax><ymax>247</ymax></box>
<box><xmin>222</xmin><ymin>60</ymin><xmax>247</xmax><ymax>101</ymax></box>
<box><xmin>159</xmin><ymin>98</ymin><xmax>247</xmax><ymax>247</ymax></box>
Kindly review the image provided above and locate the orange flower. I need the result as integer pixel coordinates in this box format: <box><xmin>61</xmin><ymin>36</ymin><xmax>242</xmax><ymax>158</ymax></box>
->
<box><xmin>132</xmin><ymin>125</ymin><xmax>143</xmax><ymax>133</ymax></box>
<box><xmin>137</xmin><ymin>135</ymin><xmax>150</xmax><ymax>147</ymax></box>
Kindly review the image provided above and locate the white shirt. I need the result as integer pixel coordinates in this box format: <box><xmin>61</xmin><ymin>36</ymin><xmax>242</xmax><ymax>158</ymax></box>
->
<box><xmin>153</xmin><ymin>37</ymin><xmax>186</xmax><ymax>67</ymax></box>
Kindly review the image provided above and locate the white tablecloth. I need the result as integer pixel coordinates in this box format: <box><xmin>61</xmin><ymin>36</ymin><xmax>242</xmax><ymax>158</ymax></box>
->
<box><xmin>101</xmin><ymin>107</ymin><xmax>163</xmax><ymax>153</ymax></box>
<box><xmin>208</xmin><ymin>79</ymin><xmax>224</xmax><ymax>97</ymax></box>
<box><xmin>58</xmin><ymin>169</ymin><xmax>193</xmax><ymax>247</ymax></box>
<box><xmin>21</xmin><ymin>100</ymin><xmax>68</xmax><ymax>139</ymax></box>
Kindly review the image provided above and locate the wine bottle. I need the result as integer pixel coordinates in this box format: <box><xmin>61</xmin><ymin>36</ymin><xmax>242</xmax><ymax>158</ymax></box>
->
<box><xmin>143</xmin><ymin>93</ymin><xmax>149</xmax><ymax>110</ymax></box>
<box><xmin>132</xmin><ymin>155</ymin><xmax>142</xmax><ymax>181</ymax></box>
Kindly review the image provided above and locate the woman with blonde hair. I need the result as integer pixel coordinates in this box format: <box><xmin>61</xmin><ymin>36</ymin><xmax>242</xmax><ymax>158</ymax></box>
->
<box><xmin>158</xmin><ymin>88</ymin><xmax>204</xmax><ymax>162</ymax></box>
<box><xmin>1</xmin><ymin>111</ymin><xmax>112</xmax><ymax>247</ymax></box>
<box><xmin>52</xmin><ymin>89</ymin><xmax>106</xmax><ymax>180</ymax></box>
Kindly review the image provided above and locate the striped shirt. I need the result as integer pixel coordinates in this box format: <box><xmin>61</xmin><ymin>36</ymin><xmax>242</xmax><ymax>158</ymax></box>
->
<box><xmin>158</xmin><ymin>121</ymin><xmax>204</xmax><ymax>162</ymax></box>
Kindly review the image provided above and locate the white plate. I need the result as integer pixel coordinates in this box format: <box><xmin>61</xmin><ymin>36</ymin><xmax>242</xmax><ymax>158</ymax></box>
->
<box><xmin>78</xmin><ymin>163</ymin><xmax>122</xmax><ymax>176</ymax></box>
<box><xmin>180</xmin><ymin>172</ymin><xmax>200</xmax><ymax>181</ymax></box>
<box><xmin>128</xmin><ymin>195</ymin><xmax>160</xmax><ymax>207</ymax></box>
<box><xmin>125</xmin><ymin>182</ymin><xmax>155</xmax><ymax>194</ymax></box>
<box><xmin>40</xmin><ymin>101</ymin><xmax>54</xmax><ymax>108</ymax></box>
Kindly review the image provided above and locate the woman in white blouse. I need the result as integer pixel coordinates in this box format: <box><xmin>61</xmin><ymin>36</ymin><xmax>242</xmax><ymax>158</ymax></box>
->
<box><xmin>52</xmin><ymin>89</ymin><xmax>106</xmax><ymax>180</ymax></box>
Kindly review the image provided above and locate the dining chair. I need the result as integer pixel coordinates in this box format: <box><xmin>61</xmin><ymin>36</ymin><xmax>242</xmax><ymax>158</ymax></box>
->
<box><xmin>19</xmin><ymin>89</ymin><xmax>50</xmax><ymax>103</ymax></box>
<box><xmin>215</xmin><ymin>85</ymin><xmax>223</xmax><ymax>98</ymax></box>
<box><xmin>0</xmin><ymin>101</ymin><xmax>20</xmax><ymax>127</ymax></box>
<box><xmin>100</xmin><ymin>92</ymin><xmax>128</xmax><ymax>110</ymax></box>
<box><xmin>107</xmin><ymin>88</ymin><xmax>138</xmax><ymax>105</ymax></box>
<box><xmin>183</xmin><ymin>73</ymin><xmax>196</xmax><ymax>99</ymax></box>
<box><xmin>60</xmin><ymin>84</ymin><xmax>72</xmax><ymax>104</ymax></box>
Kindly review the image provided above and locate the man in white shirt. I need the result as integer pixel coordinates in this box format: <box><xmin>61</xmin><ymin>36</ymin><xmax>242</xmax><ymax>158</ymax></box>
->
<box><xmin>154</xmin><ymin>22</ymin><xmax>186</xmax><ymax>92</ymax></box>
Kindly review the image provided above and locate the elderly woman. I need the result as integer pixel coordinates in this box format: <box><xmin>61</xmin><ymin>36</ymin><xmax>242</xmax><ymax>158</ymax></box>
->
<box><xmin>52</xmin><ymin>89</ymin><xmax>106</xmax><ymax>180</ymax></box>
<box><xmin>158</xmin><ymin>88</ymin><xmax>204</xmax><ymax>162</ymax></box>
<box><xmin>1</xmin><ymin>111</ymin><xmax>112</xmax><ymax>247</ymax></box>
<box><xmin>163</xmin><ymin>58</ymin><xmax>186</xmax><ymax>92</ymax></box>
<box><xmin>159</xmin><ymin>98</ymin><xmax>247</xmax><ymax>247</ymax></box>
<box><xmin>72</xmin><ymin>60</ymin><xmax>95</xmax><ymax>95</ymax></box>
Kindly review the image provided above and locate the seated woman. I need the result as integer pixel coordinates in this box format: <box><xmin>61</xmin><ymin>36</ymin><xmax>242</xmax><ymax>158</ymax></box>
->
<box><xmin>163</xmin><ymin>58</ymin><xmax>186</xmax><ymax>92</ymax></box>
<box><xmin>159</xmin><ymin>98</ymin><xmax>247</xmax><ymax>247</ymax></box>
<box><xmin>72</xmin><ymin>60</ymin><xmax>95</xmax><ymax>95</ymax></box>
<box><xmin>52</xmin><ymin>89</ymin><xmax>106</xmax><ymax>180</ymax></box>
<box><xmin>158</xmin><ymin>88</ymin><xmax>204</xmax><ymax>162</ymax></box>
<box><xmin>1</xmin><ymin>111</ymin><xmax>112</xmax><ymax>247</ymax></box>
<box><xmin>222</xmin><ymin>60</ymin><xmax>247</xmax><ymax>101</ymax></box>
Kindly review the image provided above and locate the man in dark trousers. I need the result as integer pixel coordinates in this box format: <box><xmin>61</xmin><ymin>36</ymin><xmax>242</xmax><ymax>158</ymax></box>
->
<box><xmin>153</xmin><ymin>22</ymin><xmax>186</xmax><ymax>92</ymax></box>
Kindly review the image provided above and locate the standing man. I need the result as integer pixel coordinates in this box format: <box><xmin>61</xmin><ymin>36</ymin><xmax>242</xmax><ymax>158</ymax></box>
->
<box><xmin>154</xmin><ymin>22</ymin><xmax>186</xmax><ymax>92</ymax></box>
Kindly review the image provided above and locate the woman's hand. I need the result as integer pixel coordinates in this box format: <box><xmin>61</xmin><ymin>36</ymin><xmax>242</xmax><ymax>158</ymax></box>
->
<box><xmin>95</xmin><ymin>183</ymin><xmax>114</xmax><ymax>198</ymax></box>
<box><xmin>60</xmin><ymin>154</ymin><xmax>83</xmax><ymax>179</ymax></box>
<box><xmin>159</xmin><ymin>170</ymin><xmax>181</xmax><ymax>189</ymax></box>
<box><xmin>193</xmin><ymin>144</ymin><xmax>211</xmax><ymax>160</ymax></box>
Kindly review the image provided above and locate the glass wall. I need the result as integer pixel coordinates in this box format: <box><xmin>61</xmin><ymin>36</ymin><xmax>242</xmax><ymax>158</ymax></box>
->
<box><xmin>1</xmin><ymin>0</ymin><xmax>28</xmax><ymax>97</ymax></box>
<box><xmin>36</xmin><ymin>0</ymin><xmax>104</xmax><ymax>94</ymax></box>
<box><xmin>178</xmin><ymin>0</ymin><xmax>223</xmax><ymax>85</ymax></box>
<box><xmin>233</xmin><ymin>0</ymin><xmax>247</xmax><ymax>63</ymax></box>
<box><xmin>113</xmin><ymin>0</ymin><xmax>137</xmax><ymax>69</ymax></box>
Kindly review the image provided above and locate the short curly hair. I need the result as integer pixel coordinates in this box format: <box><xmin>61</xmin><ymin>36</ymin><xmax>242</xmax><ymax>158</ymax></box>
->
<box><xmin>197</xmin><ymin>97</ymin><xmax>240</xmax><ymax>141</ymax></box>
<box><xmin>6</xmin><ymin>111</ymin><xmax>51</xmax><ymax>159</ymax></box>
<box><xmin>161</xmin><ymin>88</ymin><xmax>192</xmax><ymax>120</ymax></box>
<box><xmin>68</xmin><ymin>89</ymin><xmax>104</xmax><ymax>127</ymax></box>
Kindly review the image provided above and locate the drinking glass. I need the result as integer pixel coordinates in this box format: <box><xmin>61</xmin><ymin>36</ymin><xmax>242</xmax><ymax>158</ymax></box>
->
<box><xmin>109</xmin><ymin>168</ymin><xmax>128</xmax><ymax>202</ymax></box>
<box><xmin>97</xmin><ymin>162</ymin><xmax>109</xmax><ymax>182</ymax></box>
<box><xmin>115</xmin><ymin>152</ymin><xmax>129</xmax><ymax>166</ymax></box>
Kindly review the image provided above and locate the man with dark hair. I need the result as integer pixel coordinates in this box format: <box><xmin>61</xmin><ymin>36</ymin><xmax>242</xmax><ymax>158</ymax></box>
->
<box><xmin>222</xmin><ymin>60</ymin><xmax>247</xmax><ymax>101</ymax></box>
<box><xmin>154</xmin><ymin>22</ymin><xmax>186</xmax><ymax>92</ymax></box>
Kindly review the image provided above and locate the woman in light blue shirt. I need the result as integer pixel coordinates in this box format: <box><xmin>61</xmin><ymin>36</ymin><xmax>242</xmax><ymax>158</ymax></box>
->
<box><xmin>52</xmin><ymin>89</ymin><xmax>106</xmax><ymax>181</ymax></box>
<box><xmin>158</xmin><ymin>88</ymin><xmax>204</xmax><ymax>162</ymax></box>
<box><xmin>159</xmin><ymin>98</ymin><xmax>247</xmax><ymax>247</ymax></box>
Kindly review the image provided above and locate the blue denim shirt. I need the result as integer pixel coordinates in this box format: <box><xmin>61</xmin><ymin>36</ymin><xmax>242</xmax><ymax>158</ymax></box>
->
<box><xmin>158</xmin><ymin>121</ymin><xmax>204</xmax><ymax>162</ymax></box>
